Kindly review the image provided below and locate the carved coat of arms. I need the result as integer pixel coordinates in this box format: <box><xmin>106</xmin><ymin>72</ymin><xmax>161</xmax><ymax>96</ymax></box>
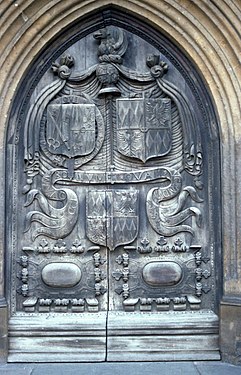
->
<box><xmin>86</xmin><ymin>190</ymin><xmax>139</xmax><ymax>250</ymax></box>
<box><xmin>116</xmin><ymin>98</ymin><xmax>172</xmax><ymax>162</ymax></box>
<box><xmin>46</xmin><ymin>103</ymin><xmax>96</xmax><ymax>158</ymax></box>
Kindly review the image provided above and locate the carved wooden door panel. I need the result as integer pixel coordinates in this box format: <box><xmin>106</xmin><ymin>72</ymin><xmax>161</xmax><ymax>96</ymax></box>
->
<box><xmin>7</xmin><ymin>25</ymin><xmax>220</xmax><ymax>362</ymax></box>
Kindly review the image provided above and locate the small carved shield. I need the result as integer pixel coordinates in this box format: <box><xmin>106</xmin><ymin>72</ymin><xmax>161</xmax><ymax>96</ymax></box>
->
<box><xmin>46</xmin><ymin>103</ymin><xmax>96</xmax><ymax>158</ymax></box>
<box><xmin>86</xmin><ymin>190</ymin><xmax>139</xmax><ymax>250</ymax></box>
<box><xmin>117</xmin><ymin>98</ymin><xmax>172</xmax><ymax>162</ymax></box>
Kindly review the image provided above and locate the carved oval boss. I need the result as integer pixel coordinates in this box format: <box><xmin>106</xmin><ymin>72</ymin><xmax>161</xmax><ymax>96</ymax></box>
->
<box><xmin>42</xmin><ymin>262</ymin><xmax>82</xmax><ymax>288</ymax></box>
<box><xmin>142</xmin><ymin>261</ymin><xmax>182</xmax><ymax>287</ymax></box>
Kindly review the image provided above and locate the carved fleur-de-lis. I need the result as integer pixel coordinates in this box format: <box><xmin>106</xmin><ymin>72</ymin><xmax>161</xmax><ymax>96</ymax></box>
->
<box><xmin>174</xmin><ymin>238</ymin><xmax>183</xmax><ymax>246</ymax></box>
<box><xmin>141</xmin><ymin>237</ymin><xmax>149</xmax><ymax>247</ymax></box>
<box><xmin>95</xmin><ymin>284</ymin><xmax>107</xmax><ymax>296</ymax></box>
<box><xmin>21</xmin><ymin>268</ymin><xmax>28</xmax><ymax>283</ymax></box>
<box><xmin>53</xmin><ymin>239</ymin><xmax>67</xmax><ymax>253</ymax></box>
<box><xmin>195</xmin><ymin>282</ymin><xmax>202</xmax><ymax>297</ymax></box>
<box><xmin>37</xmin><ymin>238</ymin><xmax>50</xmax><ymax>253</ymax></box>
<box><xmin>112</xmin><ymin>268</ymin><xmax>129</xmax><ymax>282</ymax></box>
<box><xmin>202</xmin><ymin>284</ymin><xmax>211</xmax><ymax>294</ymax></box>
<box><xmin>196</xmin><ymin>268</ymin><xmax>211</xmax><ymax>281</ymax></box>
<box><xmin>172</xmin><ymin>237</ymin><xmax>187</xmax><ymax>252</ymax></box>
<box><xmin>155</xmin><ymin>236</ymin><xmax>169</xmax><ymax>253</ymax></box>
<box><xmin>122</xmin><ymin>268</ymin><xmax>129</xmax><ymax>282</ymax></box>
<box><xmin>156</xmin><ymin>236</ymin><xmax>167</xmax><ymax>246</ymax></box>
<box><xmin>70</xmin><ymin>239</ymin><xmax>85</xmax><ymax>254</ymax></box>
<box><xmin>21</xmin><ymin>284</ymin><xmax>29</xmax><ymax>297</ymax></box>
<box><xmin>112</xmin><ymin>269</ymin><xmax>123</xmax><ymax>281</ymax></box>
<box><xmin>20</xmin><ymin>255</ymin><xmax>28</xmax><ymax>267</ymax></box>
<box><xmin>122</xmin><ymin>254</ymin><xmax>129</xmax><ymax>267</ymax></box>
<box><xmin>115</xmin><ymin>254</ymin><xmax>129</xmax><ymax>266</ymax></box>
<box><xmin>195</xmin><ymin>251</ymin><xmax>202</xmax><ymax>266</ymax></box>
<box><xmin>122</xmin><ymin>284</ymin><xmax>129</xmax><ymax>299</ymax></box>
<box><xmin>138</xmin><ymin>237</ymin><xmax>152</xmax><ymax>254</ymax></box>
<box><xmin>195</xmin><ymin>268</ymin><xmax>203</xmax><ymax>281</ymax></box>
<box><xmin>202</xmin><ymin>269</ymin><xmax>211</xmax><ymax>279</ymax></box>
<box><xmin>93</xmin><ymin>253</ymin><xmax>105</xmax><ymax>267</ymax></box>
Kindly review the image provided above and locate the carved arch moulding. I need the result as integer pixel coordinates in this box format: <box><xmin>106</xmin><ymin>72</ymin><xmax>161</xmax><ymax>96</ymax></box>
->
<box><xmin>0</xmin><ymin>0</ymin><xmax>240</xmax><ymax>364</ymax></box>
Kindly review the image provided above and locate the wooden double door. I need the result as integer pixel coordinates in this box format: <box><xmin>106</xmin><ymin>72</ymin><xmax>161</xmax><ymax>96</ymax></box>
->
<box><xmin>7</xmin><ymin>24</ymin><xmax>220</xmax><ymax>362</ymax></box>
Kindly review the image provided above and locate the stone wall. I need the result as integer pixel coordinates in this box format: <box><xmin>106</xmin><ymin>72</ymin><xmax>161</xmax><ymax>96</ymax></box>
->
<box><xmin>0</xmin><ymin>0</ymin><xmax>240</xmax><ymax>364</ymax></box>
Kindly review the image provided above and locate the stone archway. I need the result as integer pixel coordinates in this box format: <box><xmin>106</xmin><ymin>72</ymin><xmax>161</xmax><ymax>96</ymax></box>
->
<box><xmin>2</xmin><ymin>2</ymin><xmax>241</xmax><ymax>364</ymax></box>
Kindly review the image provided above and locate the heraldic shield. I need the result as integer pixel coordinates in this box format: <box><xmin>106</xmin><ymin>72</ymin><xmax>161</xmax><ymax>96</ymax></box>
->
<box><xmin>116</xmin><ymin>98</ymin><xmax>172</xmax><ymax>162</ymax></box>
<box><xmin>46</xmin><ymin>103</ymin><xmax>96</xmax><ymax>158</ymax></box>
<box><xmin>86</xmin><ymin>190</ymin><xmax>139</xmax><ymax>250</ymax></box>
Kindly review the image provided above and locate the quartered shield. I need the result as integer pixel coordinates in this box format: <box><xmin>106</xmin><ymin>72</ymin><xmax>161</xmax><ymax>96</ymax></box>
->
<box><xmin>116</xmin><ymin>98</ymin><xmax>172</xmax><ymax>162</ymax></box>
<box><xmin>86</xmin><ymin>190</ymin><xmax>139</xmax><ymax>250</ymax></box>
<box><xmin>46</xmin><ymin>103</ymin><xmax>96</xmax><ymax>158</ymax></box>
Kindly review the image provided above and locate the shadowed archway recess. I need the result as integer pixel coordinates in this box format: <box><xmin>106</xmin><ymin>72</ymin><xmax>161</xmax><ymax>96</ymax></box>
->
<box><xmin>0</xmin><ymin>0</ymin><xmax>240</xmax><ymax>364</ymax></box>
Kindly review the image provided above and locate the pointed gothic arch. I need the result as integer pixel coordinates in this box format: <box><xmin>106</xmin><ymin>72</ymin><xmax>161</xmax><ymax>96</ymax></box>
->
<box><xmin>0</xmin><ymin>0</ymin><xmax>240</xmax><ymax>364</ymax></box>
